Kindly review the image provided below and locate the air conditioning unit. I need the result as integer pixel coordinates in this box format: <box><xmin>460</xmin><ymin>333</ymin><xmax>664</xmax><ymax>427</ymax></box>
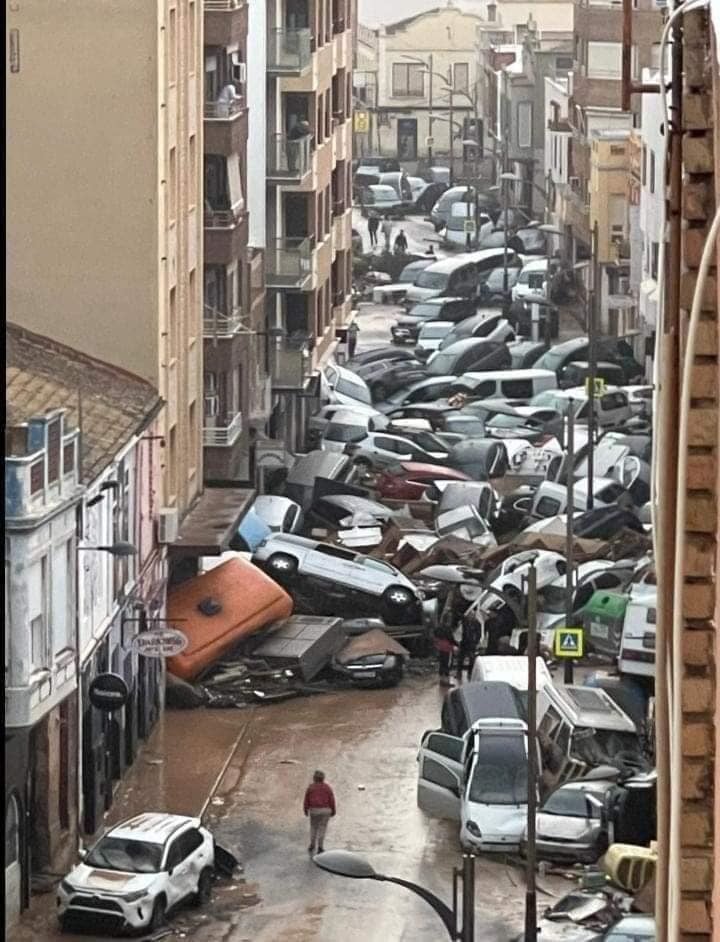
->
<box><xmin>158</xmin><ymin>507</ymin><xmax>179</xmax><ymax>544</ymax></box>
<box><xmin>231</xmin><ymin>53</ymin><xmax>246</xmax><ymax>84</ymax></box>
<box><xmin>204</xmin><ymin>394</ymin><xmax>219</xmax><ymax>417</ymax></box>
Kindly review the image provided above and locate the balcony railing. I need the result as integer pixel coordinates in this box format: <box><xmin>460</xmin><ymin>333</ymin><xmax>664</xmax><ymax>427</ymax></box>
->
<box><xmin>203</xmin><ymin>411</ymin><xmax>243</xmax><ymax>447</ymax></box>
<box><xmin>265</xmin><ymin>238</ymin><xmax>313</xmax><ymax>288</ymax></box>
<box><xmin>203</xmin><ymin>304</ymin><xmax>244</xmax><ymax>338</ymax></box>
<box><xmin>205</xmin><ymin>0</ymin><xmax>245</xmax><ymax>8</ymax></box>
<box><xmin>204</xmin><ymin>203</ymin><xmax>244</xmax><ymax>228</ymax></box>
<box><xmin>267</xmin><ymin>28</ymin><xmax>312</xmax><ymax>74</ymax></box>
<box><xmin>271</xmin><ymin>338</ymin><xmax>311</xmax><ymax>388</ymax></box>
<box><xmin>204</xmin><ymin>97</ymin><xmax>246</xmax><ymax>120</ymax></box>
<box><xmin>267</xmin><ymin>133</ymin><xmax>311</xmax><ymax>180</ymax></box>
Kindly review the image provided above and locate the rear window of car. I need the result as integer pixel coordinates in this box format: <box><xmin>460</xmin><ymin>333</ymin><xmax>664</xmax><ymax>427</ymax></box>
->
<box><xmin>535</xmin><ymin>496</ymin><xmax>562</xmax><ymax>516</ymax></box>
<box><xmin>501</xmin><ymin>379</ymin><xmax>533</xmax><ymax>399</ymax></box>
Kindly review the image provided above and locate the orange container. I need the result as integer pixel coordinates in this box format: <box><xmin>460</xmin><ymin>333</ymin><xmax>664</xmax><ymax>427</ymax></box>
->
<box><xmin>166</xmin><ymin>558</ymin><xmax>292</xmax><ymax>680</ymax></box>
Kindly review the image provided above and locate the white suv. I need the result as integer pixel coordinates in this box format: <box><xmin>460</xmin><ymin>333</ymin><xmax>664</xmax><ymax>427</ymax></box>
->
<box><xmin>57</xmin><ymin>813</ymin><xmax>214</xmax><ymax>933</ymax></box>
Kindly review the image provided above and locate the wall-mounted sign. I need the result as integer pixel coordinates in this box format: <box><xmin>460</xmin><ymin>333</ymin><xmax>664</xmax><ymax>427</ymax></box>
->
<box><xmin>132</xmin><ymin>628</ymin><xmax>188</xmax><ymax>659</ymax></box>
<box><xmin>89</xmin><ymin>673</ymin><xmax>129</xmax><ymax>712</ymax></box>
<box><xmin>354</xmin><ymin>111</ymin><xmax>369</xmax><ymax>133</ymax></box>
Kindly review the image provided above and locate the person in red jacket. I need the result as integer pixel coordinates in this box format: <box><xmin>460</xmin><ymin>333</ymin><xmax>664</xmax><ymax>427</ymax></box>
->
<box><xmin>303</xmin><ymin>770</ymin><xmax>336</xmax><ymax>854</ymax></box>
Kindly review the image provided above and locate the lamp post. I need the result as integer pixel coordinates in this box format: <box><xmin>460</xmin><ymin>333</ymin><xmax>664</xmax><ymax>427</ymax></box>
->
<box><xmin>314</xmin><ymin>849</ymin><xmax>474</xmax><ymax>940</ymax></box>
<box><xmin>586</xmin><ymin>220</ymin><xmax>600</xmax><ymax>510</ymax></box>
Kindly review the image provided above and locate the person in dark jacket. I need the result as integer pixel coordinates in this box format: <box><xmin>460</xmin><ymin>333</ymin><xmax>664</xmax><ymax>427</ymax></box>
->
<box><xmin>393</xmin><ymin>229</ymin><xmax>408</xmax><ymax>254</ymax></box>
<box><xmin>455</xmin><ymin>614</ymin><xmax>481</xmax><ymax>683</ymax></box>
<box><xmin>484</xmin><ymin>603</ymin><xmax>519</xmax><ymax>655</ymax></box>
<box><xmin>303</xmin><ymin>770</ymin><xmax>336</xmax><ymax>854</ymax></box>
<box><xmin>367</xmin><ymin>212</ymin><xmax>379</xmax><ymax>247</ymax></box>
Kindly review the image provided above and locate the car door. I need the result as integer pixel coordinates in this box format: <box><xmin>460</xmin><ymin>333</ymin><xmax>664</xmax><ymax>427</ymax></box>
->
<box><xmin>164</xmin><ymin>831</ymin><xmax>201</xmax><ymax>906</ymax></box>
<box><xmin>417</xmin><ymin>732</ymin><xmax>464</xmax><ymax>821</ymax></box>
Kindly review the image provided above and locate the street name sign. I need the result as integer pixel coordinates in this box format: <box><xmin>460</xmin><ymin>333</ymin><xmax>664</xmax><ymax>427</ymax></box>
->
<box><xmin>132</xmin><ymin>627</ymin><xmax>188</xmax><ymax>658</ymax></box>
<box><xmin>89</xmin><ymin>673</ymin><xmax>129</xmax><ymax>712</ymax></box>
<box><xmin>554</xmin><ymin>628</ymin><xmax>584</xmax><ymax>658</ymax></box>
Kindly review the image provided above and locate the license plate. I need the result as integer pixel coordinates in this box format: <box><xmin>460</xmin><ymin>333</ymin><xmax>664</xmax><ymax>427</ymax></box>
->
<box><xmin>353</xmin><ymin>670</ymin><xmax>377</xmax><ymax>678</ymax></box>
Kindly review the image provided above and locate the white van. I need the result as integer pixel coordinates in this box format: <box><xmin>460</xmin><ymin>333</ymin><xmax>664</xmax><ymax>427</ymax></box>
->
<box><xmin>512</xmin><ymin>258</ymin><xmax>551</xmax><ymax>302</ymax></box>
<box><xmin>619</xmin><ymin>596</ymin><xmax>656</xmax><ymax>678</ymax></box>
<box><xmin>530</xmin><ymin>387</ymin><xmax>633</xmax><ymax>428</ymax></box>
<box><xmin>457</xmin><ymin>368</ymin><xmax>557</xmax><ymax>404</ymax></box>
<box><xmin>470</xmin><ymin>655</ymin><xmax>553</xmax><ymax>693</ymax></box>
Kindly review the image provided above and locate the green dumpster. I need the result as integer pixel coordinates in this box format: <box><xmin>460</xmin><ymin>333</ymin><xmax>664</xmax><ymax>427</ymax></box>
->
<box><xmin>582</xmin><ymin>591</ymin><xmax>629</xmax><ymax>659</ymax></box>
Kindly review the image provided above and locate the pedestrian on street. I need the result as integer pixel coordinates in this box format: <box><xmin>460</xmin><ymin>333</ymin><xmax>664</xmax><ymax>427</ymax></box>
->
<box><xmin>393</xmin><ymin>229</ymin><xmax>408</xmax><ymax>255</ymax></box>
<box><xmin>347</xmin><ymin>320</ymin><xmax>359</xmax><ymax>358</ymax></box>
<box><xmin>381</xmin><ymin>215</ymin><xmax>393</xmax><ymax>251</ymax></box>
<box><xmin>304</xmin><ymin>770</ymin><xmax>336</xmax><ymax>855</ymax></box>
<box><xmin>455</xmin><ymin>614</ymin><xmax>481</xmax><ymax>684</ymax></box>
<box><xmin>433</xmin><ymin>620</ymin><xmax>458</xmax><ymax>686</ymax></box>
<box><xmin>367</xmin><ymin>212</ymin><xmax>379</xmax><ymax>247</ymax></box>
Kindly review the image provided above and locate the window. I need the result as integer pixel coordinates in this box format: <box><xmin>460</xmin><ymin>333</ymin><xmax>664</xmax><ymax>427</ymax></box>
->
<box><xmin>649</xmin><ymin>151</ymin><xmax>655</xmax><ymax>194</ymax></box>
<box><xmin>30</xmin><ymin>460</ymin><xmax>44</xmax><ymax>494</ymax></box>
<box><xmin>587</xmin><ymin>42</ymin><xmax>622</xmax><ymax>79</ymax></box>
<box><xmin>517</xmin><ymin>102</ymin><xmax>533</xmax><ymax>149</ymax></box>
<box><xmin>188</xmin><ymin>2</ymin><xmax>196</xmax><ymax>74</ymax></box>
<box><xmin>63</xmin><ymin>441</ymin><xmax>75</xmax><ymax>475</ymax></box>
<box><xmin>535</xmin><ymin>496</ymin><xmax>561</xmax><ymax>516</ymax></box>
<box><xmin>641</xmin><ymin>146</ymin><xmax>647</xmax><ymax>185</ymax></box>
<box><xmin>501</xmin><ymin>379</ymin><xmax>533</xmax><ymax>399</ymax></box>
<box><xmin>555</xmin><ymin>56</ymin><xmax>573</xmax><ymax>72</ymax></box>
<box><xmin>167</xmin><ymin>7</ymin><xmax>177</xmax><ymax>83</ymax></box>
<box><xmin>425</xmin><ymin>733</ymin><xmax>464</xmax><ymax>762</ymax></box>
<box><xmin>392</xmin><ymin>63</ymin><xmax>424</xmax><ymax>98</ymax></box>
<box><xmin>453</xmin><ymin>62</ymin><xmax>469</xmax><ymax>93</ymax></box>
<box><xmin>421</xmin><ymin>757</ymin><xmax>460</xmax><ymax>794</ymax></box>
<box><xmin>31</xmin><ymin>616</ymin><xmax>45</xmax><ymax>669</ymax></box>
<box><xmin>651</xmin><ymin>42</ymin><xmax>662</xmax><ymax>72</ymax></box>
<box><xmin>177</xmin><ymin>829</ymin><xmax>204</xmax><ymax>860</ymax></box>
<box><xmin>46</xmin><ymin>418</ymin><xmax>61</xmax><ymax>483</ymax></box>
<box><xmin>6</xmin><ymin>795</ymin><xmax>20</xmax><ymax>867</ymax></box>
<box><xmin>168</xmin><ymin>147</ymin><xmax>177</xmax><ymax>221</ymax></box>
<box><xmin>375</xmin><ymin>436</ymin><xmax>410</xmax><ymax>454</ymax></box>
<box><xmin>651</xmin><ymin>242</ymin><xmax>659</xmax><ymax>280</ymax></box>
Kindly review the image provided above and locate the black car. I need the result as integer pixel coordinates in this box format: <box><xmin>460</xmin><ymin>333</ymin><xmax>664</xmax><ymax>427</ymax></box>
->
<box><xmin>507</xmin><ymin>339</ymin><xmax>549</xmax><ymax>368</ymax></box>
<box><xmin>391</xmin><ymin>297</ymin><xmax>477</xmax><ymax>344</ymax></box>
<box><xmin>425</xmin><ymin>338</ymin><xmax>512</xmax><ymax>376</ymax></box>
<box><xmin>347</xmin><ymin>346</ymin><xmax>418</xmax><ymax>369</ymax></box>
<box><xmin>354</xmin><ymin>358</ymin><xmax>429</xmax><ymax>402</ymax></box>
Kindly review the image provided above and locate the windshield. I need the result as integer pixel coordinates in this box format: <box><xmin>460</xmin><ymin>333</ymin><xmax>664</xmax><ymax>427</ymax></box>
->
<box><xmin>447</xmin><ymin>418</ymin><xmax>485</xmax><ymax>435</ymax></box>
<box><xmin>400</xmin><ymin>266</ymin><xmax>422</xmax><ymax>283</ymax></box>
<box><xmin>336</xmin><ymin>378</ymin><xmax>372</xmax><ymax>404</ymax></box>
<box><xmin>325</xmin><ymin>422</ymin><xmax>366</xmax><ymax>443</ymax></box>
<box><xmin>487</xmin><ymin>414</ymin><xmax>525</xmax><ymax>429</ymax></box>
<box><xmin>531</xmin><ymin>391</ymin><xmax>572</xmax><ymax>414</ymax></box>
<box><xmin>86</xmin><ymin>837</ymin><xmax>163</xmax><ymax>874</ymax></box>
<box><xmin>420</xmin><ymin>325</ymin><xmax>451</xmax><ymax>340</ymax></box>
<box><xmin>371</xmin><ymin>186</ymin><xmax>397</xmax><ymax>199</ymax></box>
<box><xmin>468</xmin><ymin>733</ymin><xmax>527</xmax><ymax>805</ymax></box>
<box><xmin>542</xmin><ymin>787</ymin><xmax>603</xmax><ymax>819</ymax></box>
<box><xmin>427</xmin><ymin>352</ymin><xmax>460</xmax><ymax>375</ymax></box>
<box><xmin>412</xmin><ymin>431</ymin><xmax>448</xmax><ymax>452</ymax></box>
<box><xmin>416</xmin><ymin>271</ymin><xmax>449</xmax><ymax>289</ymax></box>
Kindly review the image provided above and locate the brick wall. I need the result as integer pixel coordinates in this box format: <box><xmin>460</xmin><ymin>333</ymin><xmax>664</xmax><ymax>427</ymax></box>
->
<box><xmin>678</xmin><ymin>9</ymin><xmax>719</xmax><ymax>938</ymax></box>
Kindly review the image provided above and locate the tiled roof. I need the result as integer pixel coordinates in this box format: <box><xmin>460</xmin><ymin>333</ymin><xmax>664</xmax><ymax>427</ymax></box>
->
<box><xmin>6</xmin><ymin>323</ymin><xmax>162</xmax><ymax>482</ymax></box>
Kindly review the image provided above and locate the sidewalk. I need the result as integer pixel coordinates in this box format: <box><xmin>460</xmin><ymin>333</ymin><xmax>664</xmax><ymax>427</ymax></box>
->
<box><xmin>8</xmin><ymin>708</ymin><xmax>248</xmax><ymax>941</ymax></box>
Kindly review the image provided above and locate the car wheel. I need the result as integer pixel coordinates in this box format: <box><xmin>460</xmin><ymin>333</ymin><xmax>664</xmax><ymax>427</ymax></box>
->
<box><xmin>267</xmin><ymin>553</ymin><xmax>298</xmax><ymax>578</ymax></box>
<box><xmin>149</xmin><ymin>897</ymin><xmax>167</xmax><ymax>931</ymax></box>
<box><xmin>372</xmin><ymin>382</ymin><xmax>388</xmax><ymax>401</ymax></box>
<box><xmin>383</xmin><ymin>585</ymin><xmax>415</xmax><ymax>609</ymax></box>
<box><xmin>192</xmin><ymin>868</ymin><xmax>213</xmax><ymax>907</ymax></box>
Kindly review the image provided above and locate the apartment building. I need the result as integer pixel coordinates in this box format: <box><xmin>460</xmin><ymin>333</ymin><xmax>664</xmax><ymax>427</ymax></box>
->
<box><xmin>265</xmin><ymin>0</ymin><xmax>355</xmax><ymax>452</ymax></box>
<box><xmin>7</xmin><ymin>0</ymin><xmax>203</xmax><ymax>527</ymax></box>
<box><xmin>563</xmin><ymin>0</ymin><xmax>662</xmax><ymax>256</ymax></box>
<box><xmin>203</xmin><ymin>0</ymin><xmax>270</xmax><ymax>484</ymax></box>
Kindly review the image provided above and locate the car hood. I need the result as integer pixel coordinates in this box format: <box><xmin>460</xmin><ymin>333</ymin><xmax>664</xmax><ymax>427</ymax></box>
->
<box><xmin>65</xmin><ymin>864</ymin><xmax>158</xmax><ymax>895</ymax></box>
<box><xmin>536</xmin><ymin>813</ymin><xmax>598</xmax><ymax>843</ymax></box>
<box><xmin>464</xmin><ymin>802</ymin><xmax>527</xmax><ymax>842</ymax></box>
<box><xmin>405</xmin><ymin>287</ymin><xmax>441</xmax><ymax>303</ymax></box>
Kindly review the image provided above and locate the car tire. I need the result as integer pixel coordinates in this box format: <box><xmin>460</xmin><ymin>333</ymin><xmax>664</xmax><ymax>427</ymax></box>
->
<box><xmin>192</xmin><ymin>868</ymin><xmax>213</xmax><ymax>908</ymax></box>
<box><xmin>149</xmin><ymin>897</ymin><xmax>167</xmax><ymax>931</ymax></box>
<box><xmin>372</xmin><ymin>382</ymin><xmax>388</xmax><ymax>401</ymax></box>
<box><xmin>383</xmin><ymin>585</ymin><xmax>415</xmax><ymax>610</ymax></box>
<box><xmin>267</xmin><ymin>553</ymin><xmax>298</xmax><ymax>579</ymax></box>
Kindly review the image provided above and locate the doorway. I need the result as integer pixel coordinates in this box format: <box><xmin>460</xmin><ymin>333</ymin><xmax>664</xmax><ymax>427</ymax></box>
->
<box><xmin>397</xmin><ymin>118</ymin><xmax>417</xmax><ymax>162</ymax></box>
<box><xmin>5</xmin><ymin>795</ymin><xmax>23</xmax><ymax>930</ymax></box>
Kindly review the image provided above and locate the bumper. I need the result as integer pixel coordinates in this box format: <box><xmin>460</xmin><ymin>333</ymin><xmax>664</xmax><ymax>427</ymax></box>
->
<box><xmin>460</xmin><ymin>824</ymin><xmax>522</xmax><ymax>853</ymax></box>
<box><xmin>390</xmin><ymin>329</ymin><xmax>415</xmax><ymax>343</ymax></box>
<box><xmin>531</xmin><ymin>838</ymin><xmax>601</xmax><ymax>864</ymax></box>
<box><xmin>58</xmin><ymin>891</ymin><xmax>154</xmax><ymax>932</ymax></box>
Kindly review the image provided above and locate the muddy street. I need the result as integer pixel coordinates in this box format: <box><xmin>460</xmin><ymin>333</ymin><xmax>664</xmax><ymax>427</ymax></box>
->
<box><xmin>203</xmin><ymin>675</ymin><xmax>552</xmax><ymax>942</ymax></box>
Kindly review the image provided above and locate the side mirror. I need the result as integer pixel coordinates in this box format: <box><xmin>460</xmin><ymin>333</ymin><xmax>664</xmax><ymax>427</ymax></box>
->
<box><xmin>78</xmin><ymin>848</ymin><xmax>87</xmax><ymax>862</ymax></box>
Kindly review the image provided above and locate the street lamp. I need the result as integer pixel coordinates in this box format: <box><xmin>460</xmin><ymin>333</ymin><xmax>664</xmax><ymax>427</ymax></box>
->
<box><xmin>314</xmin><ymin>849</ymin><xmax>471</xmax><ymax>939</ymax></box>
<box><xmin>78</xmin><ymin>542</ymin><xmax>138</xmax><ymax>557</ymax></box>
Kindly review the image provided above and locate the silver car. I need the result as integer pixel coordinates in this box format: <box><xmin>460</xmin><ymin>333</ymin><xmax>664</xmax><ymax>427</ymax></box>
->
<box><xmin>252</xmin><ymin>533</ymin><xmax>424</xmax><ymax>623</ymax></box>
<box><xmin>528</xmin><ymin>779</ymin><xmax>613</xmax><ymax>864</ymax></box>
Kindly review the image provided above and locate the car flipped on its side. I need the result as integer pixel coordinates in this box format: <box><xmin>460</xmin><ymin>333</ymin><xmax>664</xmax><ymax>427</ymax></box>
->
<box><xmin>252</xmin><ymin>533</ymin><xmax>425</xmax><ymax>624</ymax></box>
<box><xmin>57</xmin><ymin>813</ymin><xmax>215</xmax><ymax>933</ymax></box>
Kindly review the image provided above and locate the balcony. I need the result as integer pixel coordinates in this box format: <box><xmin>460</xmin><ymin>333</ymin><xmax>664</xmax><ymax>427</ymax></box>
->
<box><xmin>203</xmin><ymin>410</ymin><xmax>243</xmax><ymax>447</ymax></box>
<box><xmin>204</xmin><ymin>97</ymin><xmax>248</xmax><ymax>156</ymax></box>
<box><xmin>267</xmin><ymin>133</ymin><xmax>311</xmax><ymax>183</ymax></box>
<box><xmin>205</xmin><ymin>0</ymin><xmax>244</xmax><ymax>8</ymax></box>
<box><xmin>265</xmin><ymin>237</ymin><xmax>313</xmax><ymax>289</ymax></box>
<box><xmin>205</xmin><ymin>0</ymin><xmax>248</xmax><ymax>47</ymax></box>
<box><xmin>203</xmin><ymin>304</ymin><xmax>244</xmax><ymax>339</ymax></box>
<box><xmin>271</xmin><ymin>337</ymin><xmax>311</xmax><ymax>389</ymax></box>
<box><xmin>267</xmin><ymin>28</ymin><xmax>312</xmax><ymax>75</ymax></box>
<box><xmin>204</xmin><ymin>96</ymin><xmax>245</xmax><ymax>120</ymax></box>
<box><xmin>204</xmin><ymin>204</ymin><xmax>248</xmax><ymax>265</ymax></box>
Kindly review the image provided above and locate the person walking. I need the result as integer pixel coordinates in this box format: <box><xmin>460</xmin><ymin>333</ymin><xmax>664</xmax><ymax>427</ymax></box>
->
<box><xmin>381</xmin><ymin>215</ymin><xmax>393</xmax><ymax>252</ymax></box>
<box><xmin>393</xmin><ymin>229</ymin><xmax>408</xmax><ymax>255</ymax></box>
<box><xmin>455</xmin><ymin>613</ymin><xmax>481</xmax><ymax>684</ymax></box>
<box><xmin>347</xmin><ymin>320</ymin><xmax>360</xmax><ymax>359</ymax></box>
<box><xmin>304</xmin><ymin>770</ymin><xmax>336</xmax><ymax>855</ymax></box>
<box><xmin>367</xmin><ymin>212</ymin><xmax>379</xmax><ymax>248</ymax></box>
<box><xmin>434</xmin><ymin>587</ymin><xmax>460</xmax><ymax>686</ymax></box>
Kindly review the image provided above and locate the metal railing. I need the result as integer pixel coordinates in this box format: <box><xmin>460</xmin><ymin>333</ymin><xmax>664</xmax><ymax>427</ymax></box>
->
<box><xmin>205</xmin><ymin>0</ymin><xmax>244</xmax><ymax>9</ymax></box>
<box><xmin>271</xmin><ymin>340</ymin><xmax>309</xmax><ymax>388</ymax></box>
<box><xmin>203</xmin><ymin>304</ymin><xmax>244</xmax><ymax>338</ymax></box>
<box><xmin>265</xmin><ymin>237</ymin><xmax>313</xmax><ymax>287</ymax></box>
<box><xmin>203</xmin><ymin>411</ymin><xmax>243</xmax><ymax>447</ymax></box>
<box><xmin>267</xmin><ymin>28</ymin><xmax>312</xmax><ymax>73</ymax></box>
<box><xmin>204</xmin><ymin>97</ymin><xmax>246</xmax><ymax>119</ymax></box>
<box><xmin>204</xmin><ymin>204</ymin><xmax>244</xmax><ymax>228</ymax></box>
<box><xmin>267</xmin><ymin>133</ymin><xmax>311</xmax><ymax>178</ymax></box>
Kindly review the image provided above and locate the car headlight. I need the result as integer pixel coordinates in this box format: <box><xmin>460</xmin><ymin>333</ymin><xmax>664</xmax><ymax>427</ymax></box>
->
<box><xmin>60</xmin><ymin>880</ymin><xmax>75</xmax><ymax>895</ymax></box>
<box><xmin>466</xmin><ymin>821</ymin><xmax>482</xmax><ymax>837</ymax></box>
<box><xmin>122</xmin><ymin>889</ymin><xmax>149</xmax><ymax>903</ymax></box>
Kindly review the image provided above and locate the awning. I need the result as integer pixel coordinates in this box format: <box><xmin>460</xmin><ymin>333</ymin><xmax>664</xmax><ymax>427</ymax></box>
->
<box><xmin>169</xmin><ymin>487</ymin><xmax>255</xmax><ymax>556</ymax></box>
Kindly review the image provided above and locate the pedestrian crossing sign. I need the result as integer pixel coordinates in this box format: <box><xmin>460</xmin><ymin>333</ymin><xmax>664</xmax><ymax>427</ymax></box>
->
<box><xmin>354</xmin><ymin>112</ymin><xmax>369</xmax><ymax>133</ymax></box>
<box><xmin>585</xmin><ymin>377</ymin><xmax>606</xmax><ymax>397</ymax></box>
<box><xmin>554</xmin><ymin>628</ymin><xmax>584</xmax><ymax>658</ymax></box>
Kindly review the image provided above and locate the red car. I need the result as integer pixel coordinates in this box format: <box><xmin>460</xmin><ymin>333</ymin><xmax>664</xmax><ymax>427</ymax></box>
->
<box><xmin>375</xmin><ymin>462</ymin><xmax>472</xmax><ymax>501</ymax></box>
